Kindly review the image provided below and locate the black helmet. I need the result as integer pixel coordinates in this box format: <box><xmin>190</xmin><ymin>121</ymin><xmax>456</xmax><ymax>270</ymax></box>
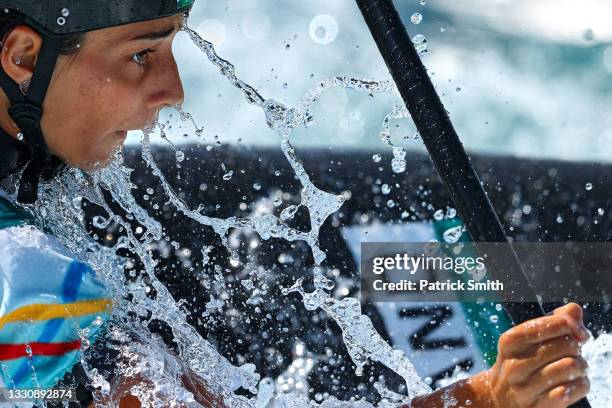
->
<box><xmin>2</xmin><ymin>0</ymin><xmax>194</xmax><ymax>35</ymax></box>
<box><xmin>0</xmin><ymin>0</ymin><xmax>195</xmax><ymax>203</ymax></box>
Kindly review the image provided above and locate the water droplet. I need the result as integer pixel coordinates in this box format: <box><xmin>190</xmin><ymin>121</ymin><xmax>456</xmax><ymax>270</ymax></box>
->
<box><xmin>440</xmin><ymin>26</ymin><xmax>446</xmax><ymax>33</ymax></box>
<box><xmin>274</xmin><ymin>198</ymin><xmax>283</xmax><ymax>207</ymax></box>
<box><xmin>274</xmin><ymin>170</ymin><xmax>281</xmax><ymax>176</ymax></box>
<box><xmin>253</xmin><ymin>182</ymin><xmax>262</xmax><ymax>191</ymax></box>
<box><xmin>490</xmin><ymin>314</ymin><xmax>499</xmax><ymax>323</ymax></box>
<box><xmin>597</xmin><ymin>208</ymin><xmax>605</xmax><ymax>216</ymax></box>
<box><xmin>495</xmin><ymin>303</ymin><xmax>503</xmax><ymax>312</ymax></box>
<box><xmin>175</xmin><ymin>151</ymin><xmax>185</xmax><ymax>162</ymax></box>
<box><xmin>223</xmin><ymin>170</ymin><xmax>233</xmax><ymax>181</ymax></box>
<box><xmin>585</xmin><ymin>182</ymin><xmax>593</xmax><ymax>191</ymax></box>
<box><xmin>61</xmin><ymin>8</ymin><xmax>70</xmax><ymax>17</ymax></box>
<box><xmin>16</xmin><ymin>132</ymin><xmax>23</xmax><ymax>141</ymax></box>
<box><xmin>411</xmin><ymin>13</ymin><xmax>423</xmax><ymax>25</ymax></box>
<box><xmin>433</xmin><ymin>209</ymin><xmax>444</xmax><ymax>221</ymax></box>
<box><xmin>387</xmin><ymin>199</ymin><xmax>395</xmax><ymax>208</ymax></box>
<box><xmin>92</xmin><ymin>215</ymin><xmax>109</xmax><ymax>229</ymax></box>
<box><xmin>412</xmin><ymin>34</ymin><xmax>428</xmax><ymax>56</ymax></box>
<box><xmin>309</xmin><ymin>14</ymin><xmax>339</xmax><ymax>45</ymax></box>
<box><xmin>391</xmin><ymin>157</ymin><xmax>406</xmax><ymax>174</ymax></box>
<box><xmin>391</xmin><ymin>146</ymin><xmax>407</xmax><ymax>173</ymax></box>
<box><xmin>57</xmin><ymin>17</ymin><xmax>66</xmax><ymax>26</ymax></box>
<box><xmin>146</xmin><ymin>188</ymin><xmax>154</xmax><ymax>195</ymax></box>
<box><xmin>372</xmin><ymin>154</ymin><xmax>382</xmax><ymax>163</ymax></box>
<box><xmin>443</xmin><ymin>225</ymin><xmax>465</xmax><ymax>243</ymax></box>
<box><xmin>381</xmin><ymin>184</ymin><xmax>391</xmax><ymax>195</ymax></box>
<box><xmin>420</xmin><ymin>0</ymin><xmax>426</xmax><ymax>4</ymax></box>
<box><xmin>556</xmin><ymin>215</ymin><xmax>564</xmax><ymax>223</ymax></box>
<box><xmin>456</xmin><ymin>87</ymin><xmax>462</xmax><ymax>93</ymax></box>
<box><xmin>280</xmin><ymin>205</ymin><xmax>299</xmax><ymax>221</ymax></box>
<box><xmin>446</xmin><ymin>208</ymin><xmax>457</xmax><ymax>219</ymax></box>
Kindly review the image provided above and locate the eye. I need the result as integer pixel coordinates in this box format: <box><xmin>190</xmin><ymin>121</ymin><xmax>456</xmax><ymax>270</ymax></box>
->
<box><xmin>131</xmin><ymin>49</ymin><xmax>155</xmax><ymax>65</ymax></box>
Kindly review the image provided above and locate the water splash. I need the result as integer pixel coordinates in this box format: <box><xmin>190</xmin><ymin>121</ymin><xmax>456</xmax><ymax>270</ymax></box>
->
<box><xmin>182</xmin><ymin>25</ymin><xmax>429</xmax><ymax>398</ymax></box>
<box><xmin>27</xmin><ymin>159</ymin><xmax>259</xmax><ymax>407</ymax></box>
<box><xmin>283</xmin><ymin>281</ymin><xmax>430</xmax><ymax>400</ymax></box>
<box><xmin>8</xmin><ymin>23</ymin><xmax>435</xmax><ymax>407</ymax></box>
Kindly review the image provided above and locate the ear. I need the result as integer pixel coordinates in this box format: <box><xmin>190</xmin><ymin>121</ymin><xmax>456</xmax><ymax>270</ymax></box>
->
<box><xmin>0</xmin><ymin>24</ymin><xmax>43</xmax><ymax>84</ymax></box>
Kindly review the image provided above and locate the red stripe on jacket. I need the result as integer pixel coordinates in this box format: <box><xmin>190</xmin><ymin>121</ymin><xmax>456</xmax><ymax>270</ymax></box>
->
<box><xmin>0</xmin><ymin>340</ymin><xmax>81</xmax><ymax>360</ymax></box>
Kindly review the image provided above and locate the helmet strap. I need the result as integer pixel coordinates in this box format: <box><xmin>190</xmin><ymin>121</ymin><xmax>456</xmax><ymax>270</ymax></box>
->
<box><xmin>0</xmin><ymin>35</ymin><xmax>64</xmax><ymax>203</ymax></box>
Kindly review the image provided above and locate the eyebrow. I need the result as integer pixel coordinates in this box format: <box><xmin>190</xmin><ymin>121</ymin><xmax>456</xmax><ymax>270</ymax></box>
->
<box><xmin>129</xmin><ymin>25</ymin><xmax>177</xmax><ymax>42</ymax></box>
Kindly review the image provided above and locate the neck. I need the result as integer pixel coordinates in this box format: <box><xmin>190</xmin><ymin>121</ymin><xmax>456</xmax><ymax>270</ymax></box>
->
<box><xmin>0</xmin><ymin>90</ymin><xmax>21</xmax><ymax>139</ymax></box>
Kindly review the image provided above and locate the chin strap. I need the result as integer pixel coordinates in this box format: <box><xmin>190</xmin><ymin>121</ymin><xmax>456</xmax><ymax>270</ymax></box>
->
<box><xmin>0</xmin><ymin>35</ymin><xmax>64</xmax><ymax>203</ymax></box>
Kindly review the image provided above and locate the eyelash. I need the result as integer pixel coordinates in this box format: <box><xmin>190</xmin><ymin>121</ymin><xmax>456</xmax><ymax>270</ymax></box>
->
<box><xmin>131</xmin><ymin>49</ymin><xmax>155</xmax><ymax>67</ymax></box>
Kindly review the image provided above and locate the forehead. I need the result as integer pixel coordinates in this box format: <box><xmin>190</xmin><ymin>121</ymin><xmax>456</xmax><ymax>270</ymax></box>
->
<box><xmin>86</xmin><ymin>14</ymin><xmax>183</xmax><ymax>44</ymax></box>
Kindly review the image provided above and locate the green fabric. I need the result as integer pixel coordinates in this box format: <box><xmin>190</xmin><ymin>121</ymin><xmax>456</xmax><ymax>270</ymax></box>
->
<box><xmin>433</xmin><ymin>217</ymin><xmax>512</xmax><ymax>367</ymax></box>
<box><xmin>177</xmin><ymin>0</ymin><xmax>194</xmax><ymax>9</ymax></box>
<box><xmin>0</xmin><ymin>196</ymin><xmax>32</xmax><ymax>229</ymax></box>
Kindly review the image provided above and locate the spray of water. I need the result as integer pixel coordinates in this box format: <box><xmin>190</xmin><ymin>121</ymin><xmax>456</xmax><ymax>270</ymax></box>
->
<box><xmin>182</xmin><ymin>24</ymin><xmax>430</xmax><ymax>398</ymax></box>
<box><xmin>0</xmin><ymin>22</ymin><xmax>427</xmax><ymax>406</ymax></box>
<box><xmin>8</xmin><ymin>19</ymin><xmax>610</xmax><ymax>408</ymax></box>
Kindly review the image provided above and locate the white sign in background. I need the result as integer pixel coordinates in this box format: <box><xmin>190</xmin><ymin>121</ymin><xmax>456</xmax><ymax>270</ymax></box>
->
<box><xmin>341</xmin><ymin>223</ymin><xmax>488</xmax><ymax>385</ymax></box>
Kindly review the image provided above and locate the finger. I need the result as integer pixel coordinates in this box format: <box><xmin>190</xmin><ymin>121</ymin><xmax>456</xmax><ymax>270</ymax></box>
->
<box><xmin>532</xmin><ymin>377</ymin><xmax>590</xmax><ymax>408</ymax></box>
<box><xmin>516</xmin><ymin>356</ymin><xmax>588</xmax><ymax>400</ymax></box>
<box><xmin>499</xmin><ymin>315</ymin><xmax>576</xmax><ymax>357</ymax></box>
<box><xmin>505</xmin><ymin>335</ymin><xmax>581</xmax><ymax>385</ymax></box>
<box><xmin>552</xmin><ymin>303</ymin><xmax>590</xmax><ymax>343</ymax></box>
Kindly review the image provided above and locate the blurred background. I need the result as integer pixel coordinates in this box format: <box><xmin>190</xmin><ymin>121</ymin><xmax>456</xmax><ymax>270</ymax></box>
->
<box><xmin>129</xmin><ymin>0</ymin><xmax>612</xmax><ymax>163</ymax></box>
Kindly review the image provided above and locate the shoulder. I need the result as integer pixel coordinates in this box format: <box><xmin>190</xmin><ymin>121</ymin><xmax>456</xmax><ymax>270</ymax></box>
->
<box><xmin>0</xmin><ymin>225</ymin><xmax>110</xmax><ymax>312</ymax></box>
<box><xmin>0</xmin><ymin>226</ymin><xmax>113</xmax><ymax>389</ymax></box>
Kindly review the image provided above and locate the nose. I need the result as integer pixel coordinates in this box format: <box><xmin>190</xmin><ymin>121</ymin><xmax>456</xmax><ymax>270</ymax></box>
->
<box><xmin>146</xmin><ymin>52</ymin><xmax>185</xmax><ymax>110</ymax></box>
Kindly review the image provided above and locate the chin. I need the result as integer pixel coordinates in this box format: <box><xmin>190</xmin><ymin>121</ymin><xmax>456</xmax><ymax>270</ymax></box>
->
<box><xmin>74</xmin><ymin>146</ymin><xmax>125</xmax><ymax>172</ymax></box>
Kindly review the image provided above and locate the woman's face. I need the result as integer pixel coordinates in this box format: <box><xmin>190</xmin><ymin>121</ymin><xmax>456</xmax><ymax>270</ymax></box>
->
<box><xmin>40</xmin><ymin>15</ymin><xmax>185</xmax><ymax>169</ymax></box>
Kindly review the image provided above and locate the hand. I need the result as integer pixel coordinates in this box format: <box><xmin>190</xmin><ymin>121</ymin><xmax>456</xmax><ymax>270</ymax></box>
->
<box><xmin>485</xmin><ymin>303</ymin><xmax>590</xmax><ymax>408</ymax></box>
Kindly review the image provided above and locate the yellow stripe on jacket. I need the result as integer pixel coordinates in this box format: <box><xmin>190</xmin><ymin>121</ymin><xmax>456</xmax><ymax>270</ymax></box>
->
<box><xmin>0</xmin><ymin>298</ymin><xmax>112</xmax><ymax>330</ymax></box>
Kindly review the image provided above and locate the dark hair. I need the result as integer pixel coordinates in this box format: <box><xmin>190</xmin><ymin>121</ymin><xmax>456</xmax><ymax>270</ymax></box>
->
<box><xmin>1</xmin><ymin>9</ymin><xmax>85</xmax><ymax>55</ymax></box>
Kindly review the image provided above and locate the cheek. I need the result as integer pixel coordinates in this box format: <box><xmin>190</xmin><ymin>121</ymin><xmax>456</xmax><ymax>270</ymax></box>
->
<box><xmin>41</xmin><ymin>58</ymin><xmax>141</xmax><ymax>165</ymax></box>
<box><xmin>74</xmin><ymin>58</ymin><xmax>147</xmax><ymax>130</ymax></box>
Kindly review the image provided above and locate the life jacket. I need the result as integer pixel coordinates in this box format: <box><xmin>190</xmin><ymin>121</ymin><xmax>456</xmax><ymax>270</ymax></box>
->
<box><xmin>0</xmin><ymin>195</ymin><xmax>112</xmax><ymax>393</ymax></box>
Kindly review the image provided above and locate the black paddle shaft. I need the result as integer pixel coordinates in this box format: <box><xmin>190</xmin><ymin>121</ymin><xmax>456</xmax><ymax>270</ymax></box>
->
<box><xmin>354</xmin><ymin>0</ymin><xmax>544</xmax><ymax>322</ymax></box>
<box><xmin>355</xmin><ymin>2</ymin><xmax>591</xmax><ymax>407</ymax></box>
